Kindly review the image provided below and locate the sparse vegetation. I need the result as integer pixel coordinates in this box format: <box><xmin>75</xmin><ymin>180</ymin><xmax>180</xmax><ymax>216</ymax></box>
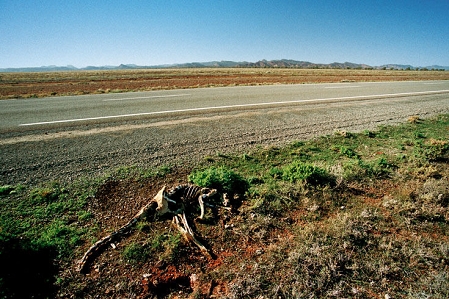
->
<box><xmin>1</xmin><ymin>114</ymin><xmax>449</xmax><ymax>298</ymax></box>
<box><xmin>1</xmin><ymin>68</ymin><xmax>449</xmax><ymax>99</ymax></box>
<box><xmin>122</xmin><ymin>232</ymin><xmax>182</xmax><ymax>265</ymax></box>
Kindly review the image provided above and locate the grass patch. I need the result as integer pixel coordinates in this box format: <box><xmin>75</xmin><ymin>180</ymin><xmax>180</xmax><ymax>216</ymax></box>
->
<box><xmin>108</xmin><ymin>164</ymin><xmax>173</xmax><ymax>180</ymax></box>
<box><xmin>122</xmin><ymin>233</ymin><xmax>182</xmax><ymax>265</ymax></box>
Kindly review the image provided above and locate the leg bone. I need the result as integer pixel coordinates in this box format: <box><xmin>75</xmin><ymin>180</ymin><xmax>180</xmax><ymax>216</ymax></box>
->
<box><xmin>172</xmin><ymin>213</ymin><xmax>210</xmax><ymax>257</ymax></box>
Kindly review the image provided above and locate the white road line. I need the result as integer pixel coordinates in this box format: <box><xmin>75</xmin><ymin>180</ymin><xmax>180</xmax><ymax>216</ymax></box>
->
<box><xmin>324</xmin><ymin>86</ymin><xmax>360</xmax><ymax>89</ymax></box>
<box><xmin>19</xmin><ymin>89</ymin><xmax>449</xmax><ymax>126</ymax></box>
<box><xmin>423</xmin><ymin>82</ymin><xmax>444</xmax><ymax>85</ymax></box>
<box><xmin>103</xmin><ymin>93</ymin><xmax>190</xmax><ymax>101</ymax></box>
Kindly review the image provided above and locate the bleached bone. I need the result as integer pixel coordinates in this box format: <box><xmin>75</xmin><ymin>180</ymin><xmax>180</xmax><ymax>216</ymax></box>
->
<box><xmin>165</xmin><ymin>185</ymin><xmax>217</xmax><ymax>219</ymax></box>
<box><xmin>77</xmin><ymin>195</ymin><xmax>159</xmax><ymax>273</ymax></box>
<box><xmin>173</xmin><ymin>212</ymin><xmax>211</xmax><ymax>257</ymax></box>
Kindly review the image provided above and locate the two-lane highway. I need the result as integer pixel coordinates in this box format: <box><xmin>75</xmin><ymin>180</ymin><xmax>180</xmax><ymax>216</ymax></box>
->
<box><xmin>1</xmin><ymin>80</ymin><xmax>449</xmax><ymax>131</ymax></box>
<box><xmin>1</xmin><ymin>81</ymin><xmax>449</xmax><ymax>186</ymax></box>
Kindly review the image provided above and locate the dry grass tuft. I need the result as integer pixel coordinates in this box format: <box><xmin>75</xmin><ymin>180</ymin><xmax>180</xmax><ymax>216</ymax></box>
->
<box><xmin>408</xmin><ymin>115</ymin><xmax>421</xmax><ymax>123</ymax></box>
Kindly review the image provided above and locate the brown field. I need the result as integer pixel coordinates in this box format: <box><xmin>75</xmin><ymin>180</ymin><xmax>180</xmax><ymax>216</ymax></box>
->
<box><xmin>1</xmin><ymin>68</ymin><xmax>448</xmax><ymax>100</ymax></box>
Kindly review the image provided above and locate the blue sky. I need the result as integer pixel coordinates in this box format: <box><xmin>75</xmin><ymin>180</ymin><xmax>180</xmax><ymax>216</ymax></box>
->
<box><xmin>1</xmin><ymin>0</ymin><xmax>448</xmax><ymax>68</ymax></box>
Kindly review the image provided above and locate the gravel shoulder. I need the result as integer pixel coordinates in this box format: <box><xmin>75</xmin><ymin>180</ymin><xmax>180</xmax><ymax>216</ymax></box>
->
<box><xmin>1</xmin><ymin>93</ymin><xmax>449</xmax><ymax>186</ymax></box>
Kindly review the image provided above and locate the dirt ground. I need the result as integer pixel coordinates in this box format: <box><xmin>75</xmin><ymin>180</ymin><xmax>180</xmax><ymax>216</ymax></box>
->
<box><xmin>61</xmin><ymin>161</ymin><xmax>449</xmax><ymax>298</ymax></box>
<box><xmin>1</xmin><ymin>68</ymin><xmax>449</xmax><ymax>99</ymax></box>
<box><xmin>64</xmin><ymin>167</ymin><xmax>265</xmax><ymax>298</ymax></box>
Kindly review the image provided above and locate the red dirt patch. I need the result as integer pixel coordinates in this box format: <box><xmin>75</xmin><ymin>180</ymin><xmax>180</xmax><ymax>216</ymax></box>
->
<box><xmin>58</xmin><ymin>159</ymin><xmax>449</xmax><ymax>298</ymax></box>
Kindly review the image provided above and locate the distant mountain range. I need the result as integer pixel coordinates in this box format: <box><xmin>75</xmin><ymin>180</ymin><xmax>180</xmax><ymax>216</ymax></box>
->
<box><xmin>1</xmin><ymin>59</ymin><xmax>448</xmax><ymax>72</ymax></box>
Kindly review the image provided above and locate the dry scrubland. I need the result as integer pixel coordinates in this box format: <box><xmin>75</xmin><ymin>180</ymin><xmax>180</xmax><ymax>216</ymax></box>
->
<box><xmin>1</xmin><ymin>68</ymin><xmax>449</xmax><ymax>298</ymax></box>
<box><xmin>1</xmin><ymin>68</ymin><xmax>449</xmax><ymax>100</ymax></box>
<box><xmin>1</xmin><ymin>114</ymin><xmax>449</xmax><ymax>298</ymax></box>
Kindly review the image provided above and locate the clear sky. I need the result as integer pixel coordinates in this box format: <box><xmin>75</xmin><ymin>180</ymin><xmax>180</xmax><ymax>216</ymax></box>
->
<box><xmin>1</xmin><ymin>0</ymin><xmax>448</xmax><ymax>68</ymax></box>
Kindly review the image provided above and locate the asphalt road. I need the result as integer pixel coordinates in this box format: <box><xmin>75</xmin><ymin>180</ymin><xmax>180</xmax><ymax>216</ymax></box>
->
<box><xmin>1</xmin><ymin>80</ymin><xmax>449</xmax><ymax>132</ymax></box>
<box><xmin>1</xmin><ymin>81</ymin><xmax>449</xmax><ymax>185</ymax></box>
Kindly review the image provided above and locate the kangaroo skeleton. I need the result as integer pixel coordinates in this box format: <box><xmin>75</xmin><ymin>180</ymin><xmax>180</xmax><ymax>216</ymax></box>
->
<box><xmin>77</xmin><ymin>184</ymin><xmax>220</xmax><ymax>273</ymax></box>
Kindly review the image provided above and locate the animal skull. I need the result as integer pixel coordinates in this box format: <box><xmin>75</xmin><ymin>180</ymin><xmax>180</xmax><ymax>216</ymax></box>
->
<box><xmin>153</xmin><ymin>186</ymin><xmax>170</xmax><ymax>215</ymax></box>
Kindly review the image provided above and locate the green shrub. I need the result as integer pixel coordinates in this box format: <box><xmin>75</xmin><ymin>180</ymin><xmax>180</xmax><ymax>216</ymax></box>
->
<box><xmin>268</xmin><ymin>167</ymin><xmax>283</xmax><ymax>179</ymax></box>
<box><xmin>139</xmin><ymin>165</ymin><xmax>172</xmax><ymax>179</ymax></box>
<box><xmin>188</xmin><ymin>166</ymin><xmax>248</xmax><ymax>193</ymax></box>
<box><xmin>414</xmin><ymin>131</ymin><xmax>426</xmax><ymax>139</ymax></box>
<box><xmin>415</xmin><ymin>139</ymin><xmax>449</xmax><ymax>162</ymax></box>
<box><xmin>342</xmin><ymin>159</ymin><xmax>365</xmax><ymax>181</ymax></box>
<box><xmin>77</xmin><ymin>211</ymin><xmax>92</xmax><ymax>222</ymax></box>
<box><xmin>343</xmin><ymin>157</ymin><xmax>395</xmax><ymax>181</ymax></box>
<box><xmin>159</xmin><ymin>233</ymin><xmax>182</xmax><ymax>262</ymax></box>
<box><xmin>332</xmin><ymin>145</ymin><xmax>358</xmax><ymax>158</ymax></box>
<box><xmin>277</xmin><ymin>161</ymin><xmax>334</xmax><ymax>185</ymax></box>
<box><xmin>370</xmin><ymin>157</ymin><xmax>395</xmax><ymax>176</ymax></box>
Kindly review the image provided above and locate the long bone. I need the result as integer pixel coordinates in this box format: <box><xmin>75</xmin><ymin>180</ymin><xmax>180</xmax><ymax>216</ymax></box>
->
<box><xmin>172</xmin><ymin>212</ymin><xmax>211</xmax><ymax>257</ymax></box>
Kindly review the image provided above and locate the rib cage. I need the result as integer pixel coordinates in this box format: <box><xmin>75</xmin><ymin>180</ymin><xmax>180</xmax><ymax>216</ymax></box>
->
<box><xmin>167</xmin><ymin>184</ymin><xmax>205</xmax><ymax>204</ymax></box>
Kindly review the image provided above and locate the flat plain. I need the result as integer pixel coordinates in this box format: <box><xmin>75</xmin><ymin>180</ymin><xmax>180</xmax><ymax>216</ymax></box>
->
<box><xmin>2</xmin><ymin>68</ymin><xmax>449</xmax><ymax>99</ymax></box>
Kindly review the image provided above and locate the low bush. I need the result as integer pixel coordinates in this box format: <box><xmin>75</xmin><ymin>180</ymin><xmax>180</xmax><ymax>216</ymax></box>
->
<box><xmin>275</xmin><ymin>160</ymin><xmax>334</xmax><ymax>186</ymax></box>
<box><xmin>415</xmin><ymin>139</ymin><xmax>449</xmax><ymax>162</ymax></box>
<box><xmin>343</xmin><ymin>157</ymin><xmax>395</xmax><ymax>181</ymax></box>
<box><xmin>188</xmin><ymin>166</ymin><xmax>248</xmax><ymax>194</ymax></box>
<box><xmin>332</xmin><ymin>145</ymin><xmax>359</xmax><ymax>158</ymax></box>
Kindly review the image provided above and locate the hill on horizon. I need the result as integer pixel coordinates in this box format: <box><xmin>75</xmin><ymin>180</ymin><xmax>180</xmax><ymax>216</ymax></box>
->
<box><xmin>1</xmin><ymin>59</ymin><xmax>448</xmax><ymax>72</ymax></box>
